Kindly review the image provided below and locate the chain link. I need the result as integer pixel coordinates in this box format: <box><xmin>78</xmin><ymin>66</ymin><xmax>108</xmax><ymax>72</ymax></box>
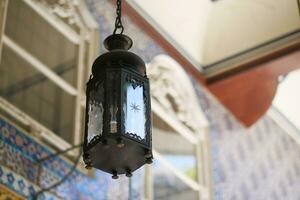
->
<box><xmin>113</xmin><ymin>0</ymin><xmax>124</xmax><ymax>35</ymax></box>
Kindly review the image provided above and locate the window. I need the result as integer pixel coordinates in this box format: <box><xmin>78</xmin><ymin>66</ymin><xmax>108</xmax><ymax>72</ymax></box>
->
<box><xmin>0</xmin><ymin>0</ymin><xmax>98</xmax><ymax>149</ymax></box>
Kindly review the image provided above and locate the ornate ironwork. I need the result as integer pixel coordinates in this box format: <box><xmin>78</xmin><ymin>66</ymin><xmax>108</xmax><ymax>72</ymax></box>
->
<box><xmin>83</xmin><ymin>0</ymin><xmax>152</xmax><ymax>179</ymax></box>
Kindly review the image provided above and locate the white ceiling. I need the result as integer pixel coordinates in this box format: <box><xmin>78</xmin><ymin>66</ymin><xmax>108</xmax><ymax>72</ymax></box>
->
<box><xmin>127</xmin><ymin>0</ymin><xmax>300</xmax><ymax>70</ymax></box>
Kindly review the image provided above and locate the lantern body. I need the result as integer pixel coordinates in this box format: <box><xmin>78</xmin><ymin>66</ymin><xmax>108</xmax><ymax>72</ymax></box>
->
<box><xmin>83</xmin><ymin>35</ymin><xmax>152</xmax><ymax>177</ymax></box>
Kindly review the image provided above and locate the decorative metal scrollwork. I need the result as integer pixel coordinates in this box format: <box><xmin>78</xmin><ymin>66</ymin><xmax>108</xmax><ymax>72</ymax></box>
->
<box><xmin>125</xmin><ymin>132</ymin><xmax>146</xmax><ymax>142</ymax></box>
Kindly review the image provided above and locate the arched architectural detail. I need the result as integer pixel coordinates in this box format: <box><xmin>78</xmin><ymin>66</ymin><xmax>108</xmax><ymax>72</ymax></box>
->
<box><xmin>32</xmin><ymin>0</ymin><xmax>81</xmax><ymax>28</ymax></box>
<box><xmin>147</xmin><ymin>55</ymin><xmax>208</xmax><ymax>133</ymax></box>
<box><xmin>146</xmin><ymin>55</ymin><xmax>213</xmax><ymax>200</ymax></box>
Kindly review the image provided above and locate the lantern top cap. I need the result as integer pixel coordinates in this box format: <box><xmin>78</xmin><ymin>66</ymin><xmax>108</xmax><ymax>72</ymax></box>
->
<box><xmin>104</xmin><ymin>34</ymin><xmax>133</xmax><ymax>51</ymax></box>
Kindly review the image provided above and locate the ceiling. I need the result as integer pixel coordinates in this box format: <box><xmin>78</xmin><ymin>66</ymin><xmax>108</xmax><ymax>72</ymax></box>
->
<box><xmin>127</xmin><ymin>0</ymin><xmax>300</xmax><ymax>75</ymax></box>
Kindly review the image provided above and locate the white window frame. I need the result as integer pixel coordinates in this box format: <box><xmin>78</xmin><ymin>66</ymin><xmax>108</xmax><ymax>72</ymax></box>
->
<box><xmin>0</xmin><ymin>0</ymin><xmax>99</xmax><ymax>154</ymax></box>
<box><xmin>144</xmin><ymin>55</ymin><xmax>214</xmax><ymax>200</ymax></box>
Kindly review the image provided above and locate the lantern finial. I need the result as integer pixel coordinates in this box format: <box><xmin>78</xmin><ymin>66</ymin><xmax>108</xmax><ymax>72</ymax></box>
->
<box><xmin>104</xmin><ymin>34</ymin><xmax>133</xmax><ymax>51</ymax></box>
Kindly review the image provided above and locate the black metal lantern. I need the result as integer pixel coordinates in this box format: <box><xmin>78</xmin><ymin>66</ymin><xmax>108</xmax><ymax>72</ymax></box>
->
<box><xmin>83</xmin><ymin>0</ymin><xmax>152</xmax><ymax>179</ymax></box>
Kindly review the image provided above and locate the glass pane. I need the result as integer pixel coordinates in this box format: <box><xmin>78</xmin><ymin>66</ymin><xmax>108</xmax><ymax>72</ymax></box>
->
<box><xmin>87</xmin><ymin>82</ymin><xmax>104</xmax><ymax>143</ymax></box>
<box><xmin>152</xmin><ymin>113</ymin><xmax>197</xmax><ymax>179</ymax></box>
<box><xmin>164</xmin><ymin>154</ymin><xmax>197</xmax><ymax>180</ymax></box>
<box><xmin>5</xmin><ymin>0</ymin><xmax>78</xmax><ymax>87</ymax></box>
<box><xmin>123</xmin><ymin>81</ymin><xmax>146</xmax><ymax>140</ymax></box>
<box><xmin>0</xmin><ymin>46</ymin><xmax>76</xmax><ymax>142</ymax></box>
<box><xmin>0</xmin><ymin>0</ymin><xmax>80</xmax><ymax>143</ymax></box>
<box><xmin>153</xmin><ymin>159</ymin><xmax>198</xmax><ymax>200</ymax></box>
<box><xmin>107</xmin><ymin>72</ymin><xmax>120</xmax><ymax>134</ymax></box>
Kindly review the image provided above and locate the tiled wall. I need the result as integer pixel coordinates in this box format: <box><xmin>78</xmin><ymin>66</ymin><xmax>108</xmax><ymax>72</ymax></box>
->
<box><xmin>0</xmin><ymin>117</ymin><xmax>131</xmax><ymax>200</ymax></box>
<box><xmin>195</xmin><ymin>84</ymin><xmax>300</xmax><ymax>200</ymax></box>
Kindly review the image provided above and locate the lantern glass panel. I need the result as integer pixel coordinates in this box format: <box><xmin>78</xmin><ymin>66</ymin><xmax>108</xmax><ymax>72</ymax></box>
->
<box><xmin>87</xmin><ymin>82</ymin><xmax>104</xmax><ymax>143</ymax></box>
<box><xmin>107</xmin><ymin>71</ymin><xmax>121</xmax><ymax>134</ymax></box>
<box><xmin>123</xmin><ymin>80</ymin><xmax>146</xmax><ymax>140</ymax></box>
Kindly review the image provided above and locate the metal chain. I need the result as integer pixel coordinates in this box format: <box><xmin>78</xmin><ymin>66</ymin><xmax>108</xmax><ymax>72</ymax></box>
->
<box><xmin>113</xmin><ymin>0</ymin><xmax>124</xmax><ymax>35</ymax></box>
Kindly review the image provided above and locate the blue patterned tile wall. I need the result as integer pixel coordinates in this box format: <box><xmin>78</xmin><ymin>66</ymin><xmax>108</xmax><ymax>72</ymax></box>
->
<box><xmin>195</xmin><ymin>85</ymin><xmax>300</xmax><ymax>200</ymax></box>
<box><xmin>0</xmin><ymin>117</ymin><xmax>131</xmax><ymax>200</ymax></box>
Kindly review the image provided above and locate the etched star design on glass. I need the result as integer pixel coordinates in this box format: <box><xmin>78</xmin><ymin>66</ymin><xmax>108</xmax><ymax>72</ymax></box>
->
<box><xmin>130</xmin><ymin>103</ymin><xmax>140</xmax><ymax>113</ymax></box>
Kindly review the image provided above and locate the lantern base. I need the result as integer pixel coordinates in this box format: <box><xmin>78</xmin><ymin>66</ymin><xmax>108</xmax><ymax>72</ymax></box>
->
<box><xmin>84</xmin><ymin>136</ymin><xmax>152</xmax><ymax>177</ymax></box>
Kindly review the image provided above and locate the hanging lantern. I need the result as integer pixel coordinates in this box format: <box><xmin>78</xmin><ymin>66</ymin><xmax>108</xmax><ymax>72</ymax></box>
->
<box><xmin>83</xmin><ymin>0</ymin><xmax>152</xmax><ymax>179</ymax></box>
